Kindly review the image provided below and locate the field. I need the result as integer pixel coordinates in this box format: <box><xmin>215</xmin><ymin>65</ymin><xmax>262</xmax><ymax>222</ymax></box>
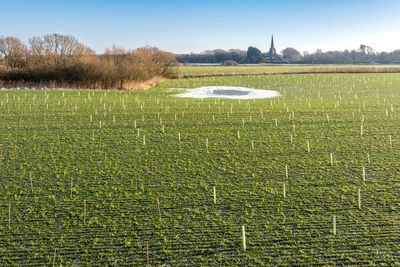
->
<box><xmin>0</xmin><ymin>73</ymin><xmax>399</xmax><ymax>265</ymax></box>
<box><xmin>178</xmin><ymin>64</ymin><xmax>400</xmax><ymax>77</ymax></box>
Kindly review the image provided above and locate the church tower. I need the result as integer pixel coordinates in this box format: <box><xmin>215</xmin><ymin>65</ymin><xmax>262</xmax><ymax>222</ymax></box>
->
<box><xmin>268</xmin><ymin>35</ymin><xmax>277</xmax><ymax>57</ymax></box>
<box><xmin>264</xmin><ymin>34</ymin><xmax>283</xmax><ymax>63</ymax></box>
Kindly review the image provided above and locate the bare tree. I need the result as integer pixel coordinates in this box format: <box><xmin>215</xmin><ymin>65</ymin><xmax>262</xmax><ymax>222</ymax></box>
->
<box><xmin>0</xmin><ymin>36</ymin><xmax>28</xmax><ymax>68</ymax></box>
<box><xmin>146</xmin><ymin>48</ymin><xmax>178</xmax><ymax>77</ymax></box>
<box><xmin>1</xmin><ymin>34</ymin><xmax>177</xmax><ymax>88</ymax></box>
<box><xmin>104</xmin><ymin>45</ymin><xmax>126</xmax><ymax>55</ymax></box>
<box><xmin>28</xmin><ymin>36</ymin><xmax>46</xmax><ymax>66</ymax></box>
<box><xmin>37</xmin><ymin>34</ymin><xmax>94</xmax><ymax>66</ymax></box>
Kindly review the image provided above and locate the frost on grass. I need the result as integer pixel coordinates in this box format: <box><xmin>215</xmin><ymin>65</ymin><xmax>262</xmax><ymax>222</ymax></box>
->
<box><xmin>174</xmin><ymin>86</ymin><xmax>280</xmax><ymax>99</ymax></box>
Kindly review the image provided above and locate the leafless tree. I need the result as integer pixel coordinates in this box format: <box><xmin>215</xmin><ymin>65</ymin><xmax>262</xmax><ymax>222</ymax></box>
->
<box><xmin>0</xmin><ymin>36</ymin><xmax>28</xmax><ymax>68</ymax></box>
<box><xmin>34</xmin><ymin>34</ymin><xmax>93</xmax><ymax>66</ymax></box>
<box><xmin>104</xmin><ymin>45</ymin><xmax>126</xmax><ymax>55</ymax></box>
<box><xmin>28</xmin><ymin>36</ymin><xmax>46</xmax><ymax>66</ymax></box>
<box><xmin>1</xmin><ymin>34</ymin><xmax>177</xmax><ymax>88</ymax></box>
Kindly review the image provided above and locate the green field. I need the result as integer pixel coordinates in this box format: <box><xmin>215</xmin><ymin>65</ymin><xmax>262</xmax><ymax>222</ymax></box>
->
<box><xmin>178</xmin><ymin>64</ymin><xmax>400</xmax><ymax>77</ymax></box>
<box><xmin>0</xmin><ymin>73</ymin><xmax>399</xmax><ymax>265</ymax></box>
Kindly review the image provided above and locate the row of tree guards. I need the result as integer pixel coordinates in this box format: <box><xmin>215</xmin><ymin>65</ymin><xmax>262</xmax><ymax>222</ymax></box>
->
<box><xmin>210</xmin><ymin>183</ymin><xmax>360</xmax><ymax>250</ymax></box>
<box><xmin>128</xmin><ymin>107</ymin><xmax>374</xmax><ymax>250</ymax></box>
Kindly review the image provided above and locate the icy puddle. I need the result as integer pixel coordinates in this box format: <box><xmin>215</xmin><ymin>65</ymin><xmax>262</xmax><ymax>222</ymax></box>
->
<box><xmin>174</xmin><ymin>86</ymin><xmax>280</xmax><ymax>99</ymax></box>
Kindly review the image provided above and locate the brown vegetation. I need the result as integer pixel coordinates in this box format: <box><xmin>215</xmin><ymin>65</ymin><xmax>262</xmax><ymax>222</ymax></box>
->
<box><xmin>0</xmin><ymin>34</ymin><xmax>177</xmax><ymax>89</ymax></box>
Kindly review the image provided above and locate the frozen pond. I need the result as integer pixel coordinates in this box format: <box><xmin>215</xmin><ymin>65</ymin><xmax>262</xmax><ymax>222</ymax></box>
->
<box><xmin>174</xmin><ymin>86</ymin><xmax>280</xmax><ymax>99</ymax></box>
<box><xmin>213</xmin><ymin>89</ymin><xmax>250</xmax><ymax>96</ymax></box>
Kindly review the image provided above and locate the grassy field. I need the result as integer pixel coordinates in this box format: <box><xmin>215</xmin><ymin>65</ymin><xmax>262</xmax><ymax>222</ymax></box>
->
<box><xmin>178</xmin><ymin>64</ymin><xmax>400</xmax><ymax>77</ymax></box>
<box><xmin>0</xmin><ymin>73</ymin><xmax>399</xmax><ymax>265</ymax></box>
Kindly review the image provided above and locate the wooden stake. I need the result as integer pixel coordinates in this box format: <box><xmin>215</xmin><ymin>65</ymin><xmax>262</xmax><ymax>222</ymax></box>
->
<box><xmin>307</xmin><ymin>140</ymin><xmax>310</xmax><ymax>153</ymax></box>
<box><xmin>29</xmin><ymin>171</ymin><xmax>33</xmax><ymax>193</ymax></box>
<box><xmin>52</xmin><ymin>248</ymin><xmax>57</xmax><ymax>267</ymax></box>
<box><xmin>333</xmin><ymin>215</ymin><xmax>337</xmax><ymax>235</ymax></box>
<box><xmin>330</xmin><ymin>153</ymin><xmax>333</xmax><ymax>166</ymax></box>
<box><xmin>70</xmin><ymin>177</ymin><xmax>73</xmax><ymax>198</ymax></box>
<box><xmin>83</xmin><ymin>200</ymin><xmax>87</xmax><ymax>225</ymax></box>
<box><xmin>283</xmin><ymin>183</ymin><xmax>286</xmax><ymax>198</ymax></box>
<box><xmin>8</xmin><ymin>201</ymin><xmax>11</xmax><ymax>229</ymax></box>
<box><xmin>285</xmin><ymin>164</ymin><xmax>288</xmax><ymax>179</ymax></box>
<box><xmin>242</xmin><ymin>225</ymin><xmax>246</xmax><ymax>251</ymax></box>
<box><xmin>237</xmin><ymin>130</ymin><xmax>240</xmax><ymax>139</ymax></box>
<box><xmin>213</xmin><ymin>186</ymin><xmax>216</xmax><ymax>204</ymax></box>
<box><xmin>157</xmin><ymin>198</ymin><xmax>162</xmax><ymax>223</ymax></box>
<box><xmin>358</xmin><ymin>189</ymin><xmax>361</xmax><ymax>209</ymax></box>
<box><xmin>362</xmin><ymin>167</ymin><xmax>366</xmax><ymax>182</ymax></box>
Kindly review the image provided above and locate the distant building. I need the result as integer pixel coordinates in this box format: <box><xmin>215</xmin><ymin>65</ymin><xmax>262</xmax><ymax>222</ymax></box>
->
<box><xmin>264</xmin><ymin>35</ymin><xmax>284</xmax><ymax>63</ymax></box>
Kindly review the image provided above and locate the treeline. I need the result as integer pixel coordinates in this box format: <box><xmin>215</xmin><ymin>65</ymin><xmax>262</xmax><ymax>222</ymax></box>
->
<box><xmin>0</xmin><ymin>34</ymin><xmax>177</xmax><ymax>89</ymax></box>
<box><xmin>177</xmin><ymin>49</ymin><xmax>246</xmax><ymax>64</ymax></box>
<box><xmin>301</xmin><ymin>47</ymin><xmax>400</xmax><ymax>64</ymax></box>
<box><xmin>177</xmin><ymin>45</ymin><xmax>400</xmax><ymax>64</ymax></box>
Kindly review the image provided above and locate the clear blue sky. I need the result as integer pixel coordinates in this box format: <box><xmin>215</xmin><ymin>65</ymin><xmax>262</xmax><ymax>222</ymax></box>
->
<box><xmin>1</xmin><ymin>0</ymin><xmax>399</xmax><ymax>54</ymax></box>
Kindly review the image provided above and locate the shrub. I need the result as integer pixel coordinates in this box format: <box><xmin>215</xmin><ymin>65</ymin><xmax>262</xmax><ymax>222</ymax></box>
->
<box><xmin>0</xmin><ymin>34</ymin><xmax>177</xmax><ymax>89</ymax></box>
<box><xmin>223</xmin><ymin>60</ymin><xmax>238</xmax><ymax>66</ymax></box>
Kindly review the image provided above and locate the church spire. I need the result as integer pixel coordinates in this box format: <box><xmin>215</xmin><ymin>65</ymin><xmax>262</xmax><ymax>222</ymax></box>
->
<box><xmin>268</xmin><ymin>34</ymin><xmax>276</xmax><ymax>56</ymax></box>
<box><xmin>265</xmin><ymin>34</ymin><xmax>283</xmax><ymax>63</ymax></box>
<box><xmin>270</xmin><ymin>35</ymin><xmax>275</xmax><ymax>50</ymax></box>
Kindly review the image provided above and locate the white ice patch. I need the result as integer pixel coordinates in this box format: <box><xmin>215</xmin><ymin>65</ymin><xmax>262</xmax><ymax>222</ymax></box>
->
<box><xmin>174</xmin><ymin>86</ymin><xmax>280</xmax><ymax>99</ymax></box>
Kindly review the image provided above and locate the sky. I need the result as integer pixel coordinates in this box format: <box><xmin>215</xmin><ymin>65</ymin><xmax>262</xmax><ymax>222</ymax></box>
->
<box><xmin>1</xmin><ymin>0</ymin><xmax>400</xmax><ymax>54</ymax></box>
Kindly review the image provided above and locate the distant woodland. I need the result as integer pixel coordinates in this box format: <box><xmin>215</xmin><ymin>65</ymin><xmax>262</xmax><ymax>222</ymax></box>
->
<box><xmin>0</xmin><ymin>34</ymin><xmax>177</xmax><ymax>89</ymax></box>
<box><xmin>177</xmin><ymin>45</ymin><xmax>400</xmax><ymax>64</ymax></box>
